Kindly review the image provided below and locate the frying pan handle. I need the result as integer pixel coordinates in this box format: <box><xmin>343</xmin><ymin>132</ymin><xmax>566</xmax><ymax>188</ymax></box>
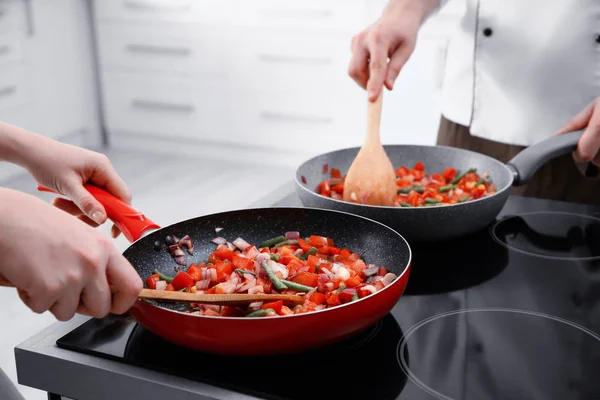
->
<box><xmin>505</xmin><ymin>130</ymin><xmax>583</xmax><ymax>186</ymax></box>
<box><xmin>37</xmin><ymin>184</ymin><xmax>160</xmax><ymax>242</ymax></box>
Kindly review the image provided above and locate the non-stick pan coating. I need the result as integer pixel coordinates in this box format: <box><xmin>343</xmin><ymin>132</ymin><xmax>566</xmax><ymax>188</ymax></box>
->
<box><xmin>123</xmin><ymin>207</ymin><xmax>411</xmax><ymax>312</ymax></box>
<box><xmin>295</xmin><ymin>145</ymin><xmax>513</xmax><ymax>243</ymax></box>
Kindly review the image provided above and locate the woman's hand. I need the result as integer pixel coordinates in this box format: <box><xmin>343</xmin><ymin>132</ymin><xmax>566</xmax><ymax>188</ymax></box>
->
<box><xmin>347</xmin><ymin>0</ymin><xmax>436</xmax><ymax>102</ymax></box>
<box><xmin>0</xmin><ymin>122</ymin><xmax>131</xmax><ymax>237</ymax></box>
<box><xmin>0</xmin><ymin>189</ymin><xmax>142</xmax><ymax>321</ymax></box>
<box><xmin>556</xmin><ymin>97</ymin><xmax>600</xmax><ymax>166</ymax></box>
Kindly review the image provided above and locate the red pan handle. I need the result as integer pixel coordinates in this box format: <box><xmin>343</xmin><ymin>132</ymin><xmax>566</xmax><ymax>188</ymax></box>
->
<box><xmin>38</xmin><ymin>184</ymin><xmax>161</xmax><ymax>243</ymax></box>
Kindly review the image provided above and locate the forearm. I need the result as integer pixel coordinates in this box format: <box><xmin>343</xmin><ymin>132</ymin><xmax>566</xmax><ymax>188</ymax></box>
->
<box><xmin>385</xmin><ymin>0</ymin><xmax>444</xmax><ymax>24</ymax></box>
<box><xmin>0</xmin><ymin>121</ymin><xmax>53</xmax><ymax>168</ymax></box>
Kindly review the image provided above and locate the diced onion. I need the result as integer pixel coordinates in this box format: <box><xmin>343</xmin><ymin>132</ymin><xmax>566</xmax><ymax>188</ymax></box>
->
<box><xmin>210</xmin><ymin>268</ymin><xmax>217</xmax><ymax>283</ymax></box>
<box><xmin>202</xmin><ymin>304</ymin><xmax>220</xmax><ymax>313</ymax></box>
<box><xmin>211</xmin><ymin>237</ymin><xmax>227</xmax><ymax>245</ymax></box>
<box><xmin>226</xmin><ymin>242</ymin><xmax>236</xmax><ymax>251</ymax></box>
<box><xmin>267</xmin><ymin>260</ymin><xmax>289</xmax><ymax>279</ymax></box>
<box><xmin>294</xmin><ymin>249</ymin><xmax>304</xmax><ymax>257</ymax></box>
<box><xmin>319</xmin><ymin>273</ymin><xmax>330</xmax><ymax>283</ymax></box>
<box><xmin>248</xmin><ymin>301</ymin><xmax>263</xmax><ymax>311</ymax></box>
<box><xmin>255</xmin><ymin>253</ymin><xmax>270</xmax><ymax>264</ymax></box>
<box><xmin>155</xmin><ymin>281</ymin><xmax>167</xmax><ymax>291</ymax></box>
<box><xmin>320</xmin><ymin>267</ymin><xmax>335</xmax><ymax>279</ymax></box>
<box><xmin>382</xmin><ymin>273</ymin><xmax>398</xmax><ymax>286</ymax></box>
<box><xmin>248</xmin><ymin>285</ymin><xmax>264</xmax><ymax>295</ymax></box>
<box><xmin>371</xmin><ymin>275</ymin><xmax>383</xmax><ymax>283</ymax></box>
<box><xmin>325</xmin><ymin>282</ymin><xmax>334</xmax><ymax>291</ymax></box>
<box><xmin>343</xmin><ymin>288</ymin><xmax>357</xmax><ymax>295</ymax></box>
<box><xmin>362</xmin><ymin>285</ymin><xmax>377</xmax><ymax>294</ymax></box>
<box><xmin>233</xmin><ymin>237</ymin><xmax>251</xmax><ymax>251</ymax></box>
<box><xmin>363</xmin><ymin>267</ymin><xmax>379</xmax><ymax>276</ymax></box>
<box><xmin>336</xmin><ymin>266</ymin><xmax>350</xmax><ymax>281</ymax></box>
<box><xmin>237</xmin><ymin>276</ymin><xmax>257</xmax><ymax>293</ymax></box>
<box><xmin>215</xmin><ymin>227</ymin><xmax>224</xmax><ymax>233</ymax></box>
<box><xmin>331</xmin><ymin>263</ymin><xmax>341</xmax><ymax>274</ymax></box>
<box><xmin>285</xmin><ymin>231</ymin><xmax>300</xmax><ymax>240</ymax></box>
<box><xmin>195</xmin><ymin>279</ymin><xmax>211</xmax><ymax>289</ymax></box>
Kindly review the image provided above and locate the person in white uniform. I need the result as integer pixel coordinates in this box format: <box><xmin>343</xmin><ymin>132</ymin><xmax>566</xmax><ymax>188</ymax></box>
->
<box><xmin>348</xmin><ymin>0</ymin><xmax>600</xmax><ymax>204</ymax></box>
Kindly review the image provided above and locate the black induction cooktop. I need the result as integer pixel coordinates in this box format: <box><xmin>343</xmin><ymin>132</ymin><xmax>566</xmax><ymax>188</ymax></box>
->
<box><xmin>56</xmin><ymin>194</ymin><xmax>600</xmax><ymax>400</ymax></box>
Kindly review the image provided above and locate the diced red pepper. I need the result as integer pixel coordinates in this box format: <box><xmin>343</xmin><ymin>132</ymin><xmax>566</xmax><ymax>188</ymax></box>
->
<box><xmin>171</xmin><ymin>272</ymin><xmax>195</xmax><ymax>290</ymax></box>
<box><xmin>442</xmin><ymin>167</ymin><xmax>457</xmax><ymax>180</ymax></box>
<box><xmin>214</xmin><ymin>246</ymin><xmax>235</xmax><ymax>261</ymax></box>
<box><xmin>258</xmin><ymin>277</ymin><xmax>272</xmax><ymax>294</ymax></box>
<box><xmin>297</xmin><ymin>238</ymin><xmax>313</xmax><ymax>253</ymax></box>
<box><xmin>221</xmin><ymin>306</ymin><xmax>243</xmax><ymax>317</ymax></box>
<box><xmin>308</xmin><ymin>235</ymin><xmax>329</xmax><ymax>248</ymax></box>
<box><xmin>186</xmin><ymin>264</ymin><xmax>202</xmax><ymax>281</ymax></box>
<box><xmin>145</xmin><ymin>274</ymin><xmax>160</xmax><ymax>289</ymax></box>
<box><xmin>340</xmin><ymin>248</ymin><xmax>351</xmax><ymax>259</ymax></box>
<box><xmin>204</xmin><ymin>309</ymin><xmax>220</xmax><ymax>317</ymax></box>
<box><xmin>165</xmin><ymin>283</ymin><xmax>175</xmax><ymax>291</ymax></box>
<box><xmin>309</xmin><ymin>292</ymin><xmax>327</xmax><ymax>305</ymax></box>
<box><xmin>330</xmin><ymin>168</ymin><xmax>342</xmax><ymax>179</ymax></box>
<box><xmin>261</xmin><ymin>300</ymin><xmax>283</xmax><ymax>315</ymax></box>
<box><xmin>378</xmin><ymin>267</ymin><xmax>388</xmax><ymax>276</ymax></box>
<box><xmin>232</xmin><ymin>254</ymin><xmax>254</xmax><ymax>271</ymax></box>
<box><xmin>414</xmin><ymin>161</ymin><xmax>425</xmax><ymax>171</ymax></box>
<box><xmin>327</xmin><ymin>293</ymin><xmax>341</xmax><ymax>306</ymax></box>
<box><xmin>291</xmin><ymin>272</ymin><xmax>319</xmax><ymax>287</ymax></box>
<box><xmin>215</xmin><ymin>260</ymin><xmax>234</xmax><ymax>282</ymax></box>
<box><xmin>287</xmin><ymin>259</ymin><xmax>306</xmax><ymax>276</ymax></box>
<box><xmin>345</xmin><ymin>276</ymin><xmax>362</xmax><ymax>288</ymax></box>
<box><xmin>338</xmin><ymin>291</ymin><xmax>355</xmax><ymax>302</ymax></box>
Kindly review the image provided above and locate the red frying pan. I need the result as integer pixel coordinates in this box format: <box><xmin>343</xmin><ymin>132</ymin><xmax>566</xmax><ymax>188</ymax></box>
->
<box><xmin>33</xmin><ymin>185</ymin><xmax>412</xmax><ymax>355</ymax></box>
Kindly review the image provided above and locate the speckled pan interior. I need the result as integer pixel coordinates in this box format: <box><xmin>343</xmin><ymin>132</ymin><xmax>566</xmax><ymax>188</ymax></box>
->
<box><xmin>295</xmin><ymin>145</ymin><xmax>513</xmax><ymax>242</ymax></box>
<box><xmin>123</xmin><ymin>207</ymin><xmax>411</xmax><ymax>312</ymax></box>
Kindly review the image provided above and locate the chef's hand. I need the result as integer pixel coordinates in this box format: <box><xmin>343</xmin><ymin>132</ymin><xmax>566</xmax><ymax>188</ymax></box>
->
<box><xmin>348</xmin><ymin>0</ymin><xmax>435</xmax><ymax>102</ymax></box>
<box><xmin>555</xmin><ymin>97</ymin><xmax>600</xmax><ymax>166</ymax></box>
<box><xmin>0</xmin><ymin>188</ymin><xmax>142</xmax><ymax>321</ymax></box>
<box><xmin>0</xmin><ymin>122</ymin><xmax>131</xmax><ymax>238</ymax></box>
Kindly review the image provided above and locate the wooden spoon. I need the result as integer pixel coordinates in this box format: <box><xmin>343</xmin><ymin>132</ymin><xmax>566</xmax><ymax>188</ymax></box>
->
<box><xmin>0</xmin><ymin>274</ymin><xmax>304</xmax><ymax>306</ymax></box>
<box><xmin>342</xmin><ymin>92</ymin><xmax>397</xmax><ymax>206</ymax></box>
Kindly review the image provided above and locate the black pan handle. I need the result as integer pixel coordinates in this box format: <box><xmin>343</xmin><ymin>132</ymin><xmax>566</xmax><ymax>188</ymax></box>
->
<box><xmin>506</xmin><ymin>130</ymin><xmax>584</xmax><ymax>186</ymax></box>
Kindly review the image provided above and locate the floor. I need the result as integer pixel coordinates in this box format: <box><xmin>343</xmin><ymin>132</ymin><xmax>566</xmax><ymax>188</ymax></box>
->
<box><xmin>0</xmin><ymin>147</ymin><xmax>295</xmax><ymax>399</ymax></box>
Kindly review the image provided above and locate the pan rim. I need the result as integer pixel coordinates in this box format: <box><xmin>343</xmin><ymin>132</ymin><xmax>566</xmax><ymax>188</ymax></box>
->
<box><xmin>126</xmin><ymin>206</ymin><xmax>412</xmax><ymax>321</ymax></box>
<box><xmin>294</xmin><ymin>143</ymin><xmax>514</xmax><ymax>210</ymax></box>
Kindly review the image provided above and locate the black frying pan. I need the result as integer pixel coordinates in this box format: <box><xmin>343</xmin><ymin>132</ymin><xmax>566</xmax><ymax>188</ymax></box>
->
<box><xmin>295</xmin><ymin>130</ymin><xmax>585</xmax><ymax>242</ymax></box>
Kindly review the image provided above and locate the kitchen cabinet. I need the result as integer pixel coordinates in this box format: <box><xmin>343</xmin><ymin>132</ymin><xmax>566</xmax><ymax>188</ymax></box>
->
<box><xmin>93</xmin><ymin>0</ymin><xmax>464</xmax><ymax>165</ymax></box>
<box><xmin>0</xmin><ymin>0</ymin><xmax>101</xmax><ymax>181</ymax></box>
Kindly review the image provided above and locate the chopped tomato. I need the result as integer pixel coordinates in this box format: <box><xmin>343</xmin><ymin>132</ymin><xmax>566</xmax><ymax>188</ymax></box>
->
<box><xmin>331</xmin><ymin>183</ymin><xmax>344</xmax><ymax>194</ymax></box>
<box><xmin>261</xmin><ymin>300</ymin><xmax>283</xmax><ymax>314</ymax></box>
<box><xmin>297</xmin><ymin>238</ymin><xmax>313</xmax><ymax>253</ymax></box>
<box><xmin>414</xmin><ymin>161</ymin><xmax>425</xmax><ymax>171</ymax></box>
<box><xmin>338</xmin><ymin>290</ymin><xmax>355</xmax><ymax>302</ymax></box>
<box><xmin>330</xmin><ymin>167</ymin><xmax>342</xmax><ymax>179</ymax></box>
<box><xmin>442</xmin><ymin>167</ymin><xmax>457</xmax><ymax>180</ymax></box>
<box><xmin>378</xmin><ymin>267</ymin><xmax>388</xmax><ymax>276</ymax></box>
<box><xmin>279</xmin><ymin>254</ymin><xmax>295</xmax><ymax>265</ymax></box>
<box><xmin>308</xmin><ymin>235</ymin><xmax>329</xmax><ymax>248</ymax></box>
<box><xmin>145</xmin><ymin>274</ymin><xmax>160</xmax><ymax>289</ymax></box>
<box><xmin>309</xmin><ymin>292</ymin><xmax>327</xmax><ymax>305</ymax></box>
<box><xmin>214</xmin><ymin>246</ymin><xmax>234</xmax><ymax>261</ymax></box>
<box><xmin>206</xmin><ymin>286</ymin><xmax>217</xmax><ymax>294</ymax></box>
<box><xmin>307</xmin><ymin>255</ymin><xmax>320</xmax><ymax>269</ymax></box>
<box><xmin>165</xmin><ymin>283</ymin><xmax>175</xmax><ymax>291</ymax></box>
<box><xmin>345</xmin><ymin>276</ymin><xmax>362</xmax><ymax>288</ymax></box>
<box><xmin>171</xmin><ymin>272</ymin><xmax>195</xmax><ymax>290</ymax></box>
<box><xmin>327</xmin><ymin>293</ymin><xmax>341</xmax><ymax>306</ymax></box>
<box><xmin>215</xmin><ymin>260</ymin><xmax>234</xmax><ymax>282</ymax></box>
<box><xmin>186</xmin><ymin>264</ymin><xmax>202</xmax><ymax>281</ymax></box>
<box><xmin>291</xmin><ymin>272</ymin><xmax>319</xmax><ymax>287</ymax></box>
<box><xmin>232</xmin><ymin>254</ymin><xmax>254</xmax><ymax>271</ymax></box>
<box><xmin>340</xmin><ymin>248</ymin><xmax>351</xmax><ymax>259</ymax></box>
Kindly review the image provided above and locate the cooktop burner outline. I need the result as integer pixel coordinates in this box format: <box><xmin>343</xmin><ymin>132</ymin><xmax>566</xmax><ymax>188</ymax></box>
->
<box><xmin>490</xmin><ymin>211</ymin><xmax>600</xmax><ymax>261</ymax></box>
<box><xmin>396</xmin><ymin>307</ymin><xmax>600</xmax><ymax>400</ymax></box>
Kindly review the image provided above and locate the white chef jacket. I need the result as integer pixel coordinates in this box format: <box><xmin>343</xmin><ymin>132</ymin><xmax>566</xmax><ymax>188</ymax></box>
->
<box><xmin>435</xmin><ymin>0</ymin><xmax>600</xmax><ymax>146</ymax></box>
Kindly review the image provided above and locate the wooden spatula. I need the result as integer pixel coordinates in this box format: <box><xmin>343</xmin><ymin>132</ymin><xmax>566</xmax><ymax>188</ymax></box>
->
<box><xmin>0</xmin><ymin>274</ymin><xmax>304</xmax><ymax>306</ymax></box>
<box><xmin>343</xmin><ymin>92</ymin><xmax>397</xmax><ymax>206</ymax></box>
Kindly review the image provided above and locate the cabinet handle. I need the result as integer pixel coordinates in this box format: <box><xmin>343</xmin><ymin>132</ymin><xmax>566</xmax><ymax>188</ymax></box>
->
<box><xmin>126</xmin><ymin>44</ymin><xmax>191</xmax><ymax>57</ymax></box>
<box><xmin>0</xmin><ymin>45</ymin><xmax>10</xmax><ymax>56</ymax></box>
<box><xmin>258</xmin><ymin>54</ymin><xmax>332</xmax><ymax>66</ymax></box>
<box><xmin>132</xmin><ymin>99</ymin><xmax>194</xmax><ymax>113</ymax></box>
<box><xmin>0</xmin><ymin>86</ymin><xmax>16</xmax><ymax>97</ymax></box>
<box><xmin>122</xmin><ymin>1</ymin><xmax>190</xmax><ymax>12</ymax></box>
<box><xmin>260</xmin><ymin>111</ymin><xmax>332</xmax><ymax>124</ymax></box>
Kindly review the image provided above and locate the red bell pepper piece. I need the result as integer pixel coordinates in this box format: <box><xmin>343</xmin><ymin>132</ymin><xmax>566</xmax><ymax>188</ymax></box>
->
<box><xmin>214</xmin><ymin>246</ymin><xmax>235</xmax><ymax>261</ymax></box>
<box><xmin>165</xmin><ymin>283</ymin><xmax>175</xmax><ymax>291</ymax></box>
<box><xmin>261</xmin><ymin>300</ymin><xmax>283</xmax><ymax>315</ymax></box>
<box><xmin>145</xmin><ymin>274</ymin><xmax>160</xmax><ymax>289</ymax></box>
<box><xmin>309</xmin><ymin>292</ymin><xmax>327</xmax><ymax>305</ymax></box>
<box><xmin>171</xmin><ymin>272</ymin><xmax>195</xmax><ymax>290</ymax></box>
<box><xmin>186</xmin><ymin>264</ymin><xmax>202</xmax><ymax>281</ymax></box>
<box><xmin>232</xmin><ymin>254</ymin><xmax>254</xmax><ymax>271</ymax></box>
<box><xmin>291</xmin><ymin>272</ymin><xmax>319</xmax><ymax>287</ymax></box>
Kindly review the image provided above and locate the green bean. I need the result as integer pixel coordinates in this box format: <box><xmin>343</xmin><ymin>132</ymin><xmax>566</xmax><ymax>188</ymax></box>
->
<box><xmin>274</xmin><ymin>240</ymin><xmax>298</xmax><ymax>248</ymax></box>
<box><xmin>235</xmin><ymin>269</ymin><xmax>255</xmax><ymax>277</ymax></box>
<box><xmin>246</xmin><ymin>309</ymin><xmax>276</xmax><ymax>318</ymax></box>
<box><xmin>474</xmin><ymin>178</ymin><xmax>486</xmax><ymax>187</ymax></box>
<box><xmin>261</xmin><ymin>262</ymin><xmax>287</xmax><ymax>291</ymax></box>
<box><xmin>458</xmin><ymin>196</ymin><xmax>470</xmax><ymax>203</ymax></box>
<box><xmin>258</xmin><ymin>236</ymin><xmax>286</xmax><ymax>248</ymax></box>
<box><xmin>451</xmin><ymin>168</ymin><xmax>477</xmax><ymax>184</ymax></box>
<box><xmin>300</xmin><ymin>247</ymin><xmax>318</xmax><ymax>260</ymax></box>
<box><xmin>425</xmin><ymin>198</ymin><xmax>441</xmax><ymax>204</ymax></box>
<box><xmin>351</xmin><ymin>293</ymin><xmax>359</xmax><ymax>302</ymax></box>
<box><xmin>153</xmin><ymin>269</ymin><xmax>174</xmax><ymax>283</ymax></box>
<box><xmin>412</xmin><ymin>185</ymin><xmax>425</xmax><ymax>194</ymax></box>
<box><xmin>400</xmin><ymin>202</ymin><xmax>412</xmax><ymax>207</ymax></box>
<box><xmin>269</xmin><ymin>254</ymin><xmax>280</xmax><ymax>261</ymax></box>
<box><xmin>397</xmin><ymin>187</ymin><xmax>413</xmax><ymax>195</ymax></box>
<box><xmin>437</xmin><ymin>184</ymin><xmax>457</xmax><ymax>193</ymax></box>
<box><xmin>280</xmin><ymin>280</ymin><xmax>313</xmax><ymax>293</ymax></box>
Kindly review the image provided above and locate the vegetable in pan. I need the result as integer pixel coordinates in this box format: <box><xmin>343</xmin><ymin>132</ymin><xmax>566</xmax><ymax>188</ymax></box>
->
<box><xmin>313</xmin><ymin>162</ymin><xmax>497</xmax><ymax>206</ymax></box>
<box><xmin>145</xmin><ymin>232</ymin><xmax>398</xmax><ymax>317</ymax></box>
